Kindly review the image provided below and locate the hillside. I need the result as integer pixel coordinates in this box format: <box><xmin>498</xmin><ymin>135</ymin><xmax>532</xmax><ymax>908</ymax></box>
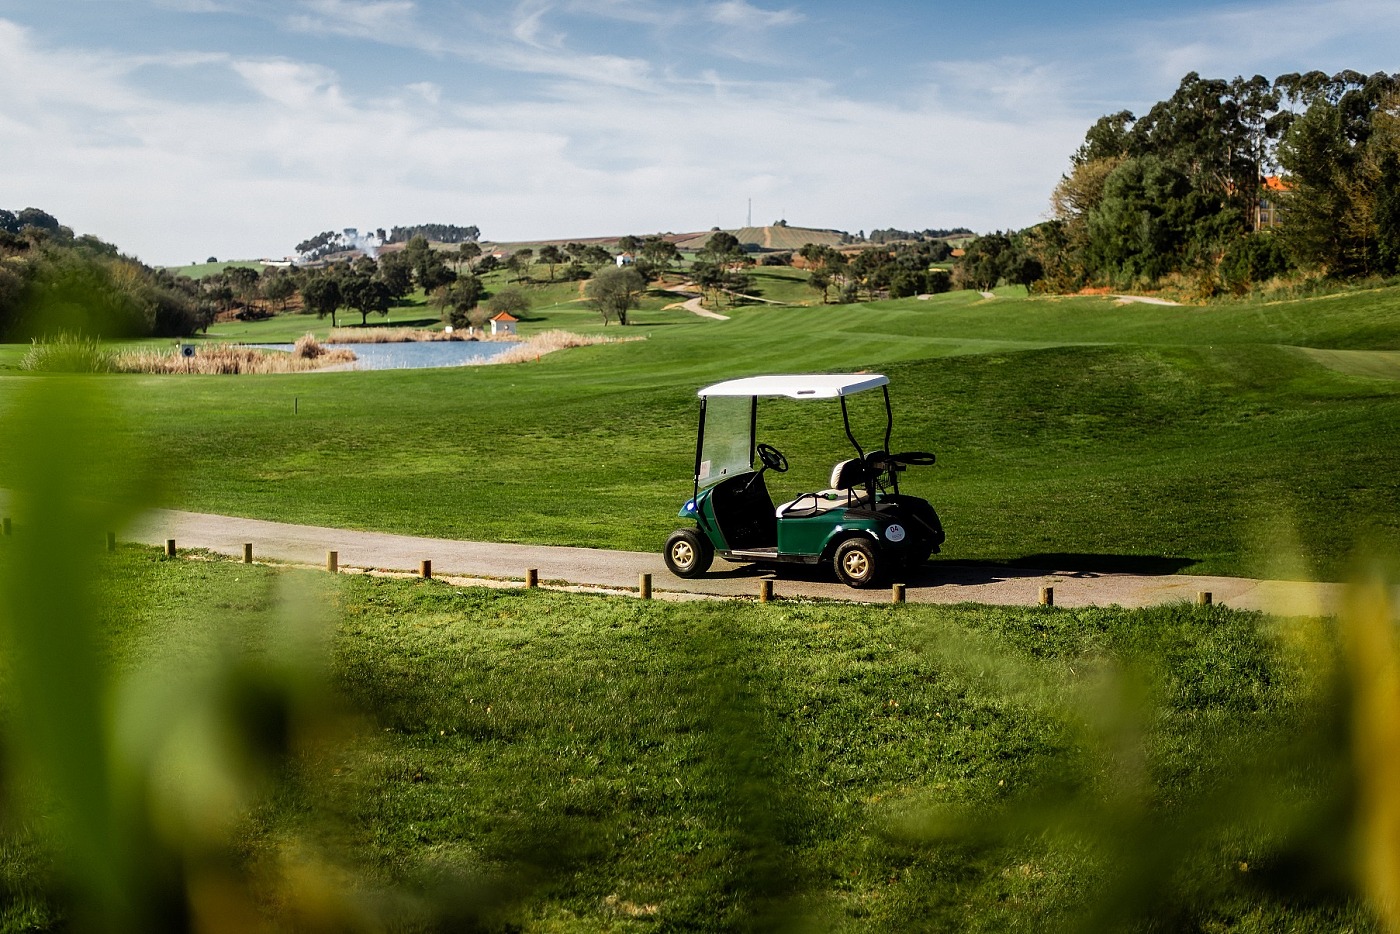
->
<box><xmin>466</xmin><ymin>224</ymin><xmax>851</xmax><ymax>256</ymax></box>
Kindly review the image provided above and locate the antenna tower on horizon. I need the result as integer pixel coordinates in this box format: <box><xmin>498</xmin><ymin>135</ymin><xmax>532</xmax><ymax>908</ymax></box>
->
<box><xmin>747</xmin><ymin>198</ymin><xmax>752</xmax><ymax>228</ymax></box>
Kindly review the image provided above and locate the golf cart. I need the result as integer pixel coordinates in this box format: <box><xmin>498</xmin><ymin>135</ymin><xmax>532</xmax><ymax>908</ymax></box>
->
<box><xmin>663</xmin><ymin>374</ymin><xmax>945</xmax><ymax>588</ymax></box>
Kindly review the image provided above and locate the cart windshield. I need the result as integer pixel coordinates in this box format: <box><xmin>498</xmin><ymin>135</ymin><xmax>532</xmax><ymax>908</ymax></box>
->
<box><xmin>696</xmin><ymin>395</ymin><xmax>753</xmax><ymax>488</ymax></box>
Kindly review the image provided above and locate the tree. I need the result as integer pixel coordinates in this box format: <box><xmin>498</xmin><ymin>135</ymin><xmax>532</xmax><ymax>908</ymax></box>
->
<box><xmin>537</xmin><ymin>244</ymin><xmax>565</xmax><ymax>281</ymax></box>
<box><xmin>375</xmin><ymin>251</ymin><xmax>415</xmax><ymax>300</ymax></box>
<box><xmin>797</xmin><ymin>243</ymin><xmax>847</xmax><ymax>303</ymax></box>
<box><xmin>456</xmin><ymin>241</ymin><xmax>482</xmax><ymax>271</ymax></box>
<box><xmin>507</xmin><ymin>248</ymin><xmax>533</xmax><ymax>283</ymax></box>
<box><xmin>400</xmin><ymin>235</ymin><xmax>456</xmax><ymax>293</ymax></box>
<box><xmin>616</xmin><ymin>235</ymin><xmax>641</xmax><ymax>254</ymax></box>
<box><xmin>261</xmin><ymin>271</ymin><xmax>297</xmax><ymax>310</ymax></box>
<box><xmin>432</xmin><ymin>275</ymin><xmax>484</xmax><ymax>328</ymax></box>
<box><xmin>581</xmin><ymin>244</ymin><xmax>614</xmax><ymax>267</ymax></box>
<box><xmin>416</xmin><ymin>258</ymin><xmax>456</xmax><ymax>294</ymax></box>
<box><xmin>953</xmin><ymin>233</ymin><xmax>1014</xmax><ymax>291</ymax></box>
<box><xmin>223</xmin><ymin>266</ymin><xmax>261</xmax><ymax>307</ymax></box>
<box><xmin>850</xmin><ymin>248</ymin><xmax>895</xmax><ymax>300</ymax></box>
<box><xmin>1277</xmin><ymin>83</ymin><xmax>1400</xmax><ymax>276</ymax></box>
<box><xmin>1083</xmin><ymin>156</ymin><xmax>1228</xmax><ymax>286</ymax></box>
<box><xmin>586</xmin><ymin>266</ymin><xmax>646</xmax><ymax>325</ymax></box>
<box><xmin>299</xmin><ymin>275</ymin><xmax>341</xmax><ymax>327</ymax></box>
<box><xmin>640</xmin><ymin>236</ymin><xmax>680</xmax><ymax>272</ymax></box>
<box><xmin>486</xmin><ymin>286</ymin><xmax>530</xmax><ymax>321</ymax></box>
<box><xmin>340</xmin><ymin>271</ymin><xmax>391</xmax><ymax>325</ymax></box>
<box><xmin>701</xmin><ymin>231</ymin><xmax>744</xmax><ymax>265</ymax></box>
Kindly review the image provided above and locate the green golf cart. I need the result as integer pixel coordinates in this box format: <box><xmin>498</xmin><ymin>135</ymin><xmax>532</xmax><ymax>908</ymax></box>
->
<box><xmin>663</xmin><ymin>373</ymin><xmax>945</xmax><ymax>588</ymax></box>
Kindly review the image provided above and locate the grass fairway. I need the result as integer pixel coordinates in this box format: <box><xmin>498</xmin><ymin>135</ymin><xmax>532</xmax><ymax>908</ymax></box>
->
<box><xmin>2</xmin><ymin>549</ymin><xmax>1378</xmax><ymax>931</ymax></box>
<box><xmin>3</xmin><ymin>286</ymin><xmax>1400</xmax><ymax>580</ymax></box>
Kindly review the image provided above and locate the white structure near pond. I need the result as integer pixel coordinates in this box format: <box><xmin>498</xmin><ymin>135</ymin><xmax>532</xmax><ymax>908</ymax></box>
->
<box><xmin>490</xmin><ymin>311</ymin><xmax>518</xmax><ymax>336</ymax></box>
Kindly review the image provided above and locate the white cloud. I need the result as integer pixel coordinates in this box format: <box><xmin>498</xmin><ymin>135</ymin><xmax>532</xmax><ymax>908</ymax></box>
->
<box><xmin>510</xmin><ymin>0</ymin><xmax>557</xmax><ymax>47</ymax></box>
<box><xmin>286</xmin><ymin>0</ymin><xmax>427</xmax><ymax>45</ymax></box>
<box><xmin>0</xmin><ymin>13</ymin><xmax>1092</xmax><ymax>264</ymax></box>
<box><xmin>707</xmin><ymin>1</ymin><xmax>802</xmax><ymax>29</ymax></box>
<box><xmin>150</xmin><ymin>0</ymin><xmax>242</xmax><ymax>11</ymax></box>
<box><xmin>231</xmin><ymin>59</ymin><xmax>347</xmax><ymax>110</ymax></box>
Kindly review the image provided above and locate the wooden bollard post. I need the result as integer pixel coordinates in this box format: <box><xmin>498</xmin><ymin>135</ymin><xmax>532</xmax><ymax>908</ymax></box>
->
<box><xmin>526</xmin><ymin>568</ymin><xmax>538</xmax><ymax>588</ymax></box>
<box><xmin>892</xmin><ymin>583</ymin><xmax>906</xmax><ymax>604</ymax></box>
<box><xmin>106</xmin><ymin>532</ymin><xmax>116</xmax><ymax>552</ymax></box>
<box><xmin>2</xmin><ymin>517</ymin><xmax>10</xmax><ymax>536</ymax></box>
<box><xmin>420</xmin><ymin>559</ymin><xmax>432</xmax><ymax>580</ymax></box>
<box><xmin>1197</xmin><ymin>591</ymin><xmax>1213</xmax><ymax>606</ymax></box>
<box><xmin>759</xmin><ymin>580</ymin><xmax>773</xmax><ymax>603</ymax></box>
<box><xmin>639</xmin><ymin>572</ymin><xmax>652</xmax><ymax>599</ymax></box>
<box><xmin>243</xmin><ymin>543</ymin><xmax>253</xmax><ymax>564</ymax></box>
<box><xmin>327</xmin><ymin>551</ymin><xmax>338</xmax><ymax>573</ymax></box>
<box><xmin>1040</xmin><ymin>586</ymin><xmax>1054</xmax><ymax>607</ymax></box>
<box><xmin>166</xmin><ymin>539</ymin><xmax>177</xmax><ymax>558</ymax></box>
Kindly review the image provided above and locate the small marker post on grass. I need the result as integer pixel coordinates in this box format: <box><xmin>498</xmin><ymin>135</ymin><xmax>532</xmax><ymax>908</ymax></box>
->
<box><xmin>639</xmin><ymin>573</ymin><xmax>652</xmax><ymax>599</ymax></box>
<box><xmin>526</xmin><ymin>568</ymin><xmax>538</xmax><ymax>588</ymax></box>
<box><xmin>759</xmin><ymin>580</ymin><xmax>773</xmax><ymax>603</ymax></box>
<box><xmin>327</xmin><ymin>551</ymin><xmax>338</xmax><ymax>573</ymax></box>
<box><xmin>1040</xmin><ymin>586</ymin><xmax>1054</xmax><ymax>607</ymax></box>
<box><xmin>1197</xmin><ymin>591</ymin><xmax>1213</xmax><ymax>606</ymax></box>
<box><xmin>166</xmin><ymin>539</ymin><xmax>176</xmax><ymax>558</ymax></box>
<box><xmin>243</xmin><ymin>543</ymin><xmax>253</xmax><ymax>564</ymax></box>
<box><xmin>420</xmin><ymin>559</ymin><xmax>432</xmax><ymax>580</ymax></box>
<box><xmin>892</xmin><ymin>583</ymin><xmax>906</xmax><ymax>604</ymax></box>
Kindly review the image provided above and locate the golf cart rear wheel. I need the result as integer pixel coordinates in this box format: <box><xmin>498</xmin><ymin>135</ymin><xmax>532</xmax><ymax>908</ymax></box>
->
<box><xmin>665</xmin><ymin>528</ymin><xmax>714</xmax><ymax>578</ymax></box>
<box><xmin>833</xmin><ymin>538</ymin><xmax>882</xmax><ymax>588</ymax></box>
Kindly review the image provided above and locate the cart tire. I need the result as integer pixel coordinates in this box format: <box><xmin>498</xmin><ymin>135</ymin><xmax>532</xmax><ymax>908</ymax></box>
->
<box><xmin>833</xmin><ymin>538</ymin><xmax>882</xmax><ymax>588</ymax></box>
<box><xmin>665</xmin><ymin>528</ymin><xmax>714</xmax><ymax>578</ymax></box>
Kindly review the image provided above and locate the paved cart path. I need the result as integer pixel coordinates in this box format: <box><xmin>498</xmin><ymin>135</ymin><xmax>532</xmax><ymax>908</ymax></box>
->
<box><xmin>100</xmin><ymin>508</ymin><xmax>1348</xmax><ymax>615</ymax></box>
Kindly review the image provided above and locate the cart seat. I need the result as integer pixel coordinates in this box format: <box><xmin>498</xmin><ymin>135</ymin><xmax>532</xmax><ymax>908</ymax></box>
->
<box><xmin>775</xmin><ymin>459</ymin><xmax>871</xmax><ymax>518</ymax></box>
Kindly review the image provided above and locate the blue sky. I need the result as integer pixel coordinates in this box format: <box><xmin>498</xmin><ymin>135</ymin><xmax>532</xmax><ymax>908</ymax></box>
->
<box><xmin>2</xmin><ymin>0</ymin><xmax>1397</xmax><ymax>264</ymax></box>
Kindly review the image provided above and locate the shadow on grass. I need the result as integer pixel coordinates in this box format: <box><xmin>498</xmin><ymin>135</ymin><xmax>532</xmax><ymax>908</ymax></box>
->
<box><xmin>347</xmin><ymin>316</ymin><xmax>441</xmax><ymax>329</ymax></box>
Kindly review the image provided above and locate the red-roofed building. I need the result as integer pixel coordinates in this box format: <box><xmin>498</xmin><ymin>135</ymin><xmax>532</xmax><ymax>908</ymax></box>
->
<box><xmin>490</xmin><ymin>311</ymin><xmax>518</xmax><ymax>336</ymax></box>
<box><xmin>1257</xmin><ymin>176</ymin><xmax>1289</xmax><ymax>230</ymax></box>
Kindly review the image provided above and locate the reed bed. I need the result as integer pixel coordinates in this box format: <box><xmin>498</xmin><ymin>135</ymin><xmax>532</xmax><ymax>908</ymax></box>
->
<box><xmin>113</xmin><ymin>336</ymin><xmax>356</xmax><ymax>375</ymax></box>
<box><xmin>327</xmin><ymin>327</ymin><xmax>469</xmax><ymax>344</ymax></box>
<box><xmin>483</xmin><ymin>329</ymin><xmax>643</xmax><ymax>365</ymax></box>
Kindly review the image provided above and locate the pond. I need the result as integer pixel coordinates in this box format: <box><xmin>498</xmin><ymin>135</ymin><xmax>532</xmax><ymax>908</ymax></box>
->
<box><xmin>249</xmin><ymin>341</ymin><xmax>516</xmax><ymax>371</ymax></box>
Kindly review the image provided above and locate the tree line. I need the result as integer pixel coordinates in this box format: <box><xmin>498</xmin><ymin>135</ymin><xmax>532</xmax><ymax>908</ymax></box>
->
<box><xmin>958</xmin><ymin>70</ymin><xmax>1400</xmax><ymax>295</ymax></box>
<box><xmin>0</xmin><ymin>209</ymin><xmax>215</xmax><ymax>340</ymax></box>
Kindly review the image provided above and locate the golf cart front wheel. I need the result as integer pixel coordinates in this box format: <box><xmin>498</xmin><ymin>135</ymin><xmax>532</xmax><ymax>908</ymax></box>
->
<box><xmin>665</xmin><ymin>528</ymin><xmax>714</xmax><ymax>578</ymax></box>
<box><xmin>833</xmin><ymin>538</ymin><xmax>882</xmax><ymax>588</ymax></box>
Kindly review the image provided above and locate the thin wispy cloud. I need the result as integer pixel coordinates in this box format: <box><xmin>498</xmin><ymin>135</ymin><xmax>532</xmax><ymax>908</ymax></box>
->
<box><xmin>286</xmin><ymin>0</ymin><xmax>427</xmax><ymax>45</ymax></box>
<box><xmin>707</xmin><ymin>0</ymin><xmax>803</xmax><ymax>29</ymax></box>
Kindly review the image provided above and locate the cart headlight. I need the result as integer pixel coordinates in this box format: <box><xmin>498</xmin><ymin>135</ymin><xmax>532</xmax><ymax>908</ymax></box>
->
<box><xmin>884</xmin><ymin>524</ymin><xmax>906</xmax><ymax>543</ymax></box>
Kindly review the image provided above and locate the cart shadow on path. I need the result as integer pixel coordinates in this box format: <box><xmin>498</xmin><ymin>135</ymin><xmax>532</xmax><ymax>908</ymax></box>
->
<box><xmin>705</xmin><ymin>553</ymin><xmax>1197</xmax><ymax>590</ymax></box>
<box><xmin>925</xmin><ymin>554</ymin><xmax>1198</xmax><ymax>586</ymax></box>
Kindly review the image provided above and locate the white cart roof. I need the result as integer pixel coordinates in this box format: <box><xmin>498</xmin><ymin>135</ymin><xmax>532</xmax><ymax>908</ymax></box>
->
<box><xmin>698</xmin><ymin>373</ymin><xmax>889</xmax><ymax>399</ymax></box>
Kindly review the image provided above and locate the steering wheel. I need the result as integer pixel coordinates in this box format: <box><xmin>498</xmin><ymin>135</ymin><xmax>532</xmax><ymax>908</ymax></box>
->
<box><xmin>756</xmin><ymin>443</ymin><xmax>789</xmax><ymax>473</ymax></box>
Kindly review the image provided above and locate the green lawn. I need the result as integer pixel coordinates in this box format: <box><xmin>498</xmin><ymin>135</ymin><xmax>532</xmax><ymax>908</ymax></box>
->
<box><xmin>1</xmin><ymin>547</ymin><xmax>1381</xmax><ymax>931</ymax></box>
<box><xmin>4</xmin><ymin>286</ymin><xmax>1400</xmax><ymax>580</ymax></box>
<box><xmin>164</xmin><ymin>259</ymin><xmax>274</xmax><ymax>279</ymax></box>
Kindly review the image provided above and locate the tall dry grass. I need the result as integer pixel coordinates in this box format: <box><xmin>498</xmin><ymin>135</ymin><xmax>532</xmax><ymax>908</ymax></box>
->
<box><xmin>327</xmin><ymin>327</ymin><xmax>470</xmax><ymax>344</ymax></box>
<box><xmin>112</xmin><ymin>339</ymin><xmax>356</xmax><ymax>375</ymax></box>
<box><xmin>482</xmin><ymin>330</ymin><xmax>643</xmax><ymax>365</ymax></box>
